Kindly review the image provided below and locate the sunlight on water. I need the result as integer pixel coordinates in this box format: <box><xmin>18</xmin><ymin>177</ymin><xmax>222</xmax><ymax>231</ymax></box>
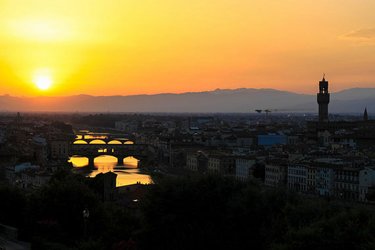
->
<box><xmin>124</xmin><ymin>156</ymin><xmax>138</xmax><ymax>167</ymax></box>
<box><xmin>70</xmin><ymin>155</ymin><xmax>152</xmax><ymax>187</ymax></box>
<box><xmin>115</xmin><ymin>171</ymin><xmax>152</xmax><ymax>187</ymax></box>
<box><xmin>70</xmin><ymin>156</ymin><xmax>88</xmax><ymax>167</ymax></box>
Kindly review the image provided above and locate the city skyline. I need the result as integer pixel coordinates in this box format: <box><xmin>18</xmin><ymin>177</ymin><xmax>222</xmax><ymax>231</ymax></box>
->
<box><xmin>1</xmin><ymin>1</ymin><xmax>375</xmax><ymax>96</ymax></box>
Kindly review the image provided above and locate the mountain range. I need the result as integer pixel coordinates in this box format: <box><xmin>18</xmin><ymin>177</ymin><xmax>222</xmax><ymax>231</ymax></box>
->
<box><xmin>1</xmin><ymin>88</ymin><xmax>375</xmax><ymax>113</ymax></box>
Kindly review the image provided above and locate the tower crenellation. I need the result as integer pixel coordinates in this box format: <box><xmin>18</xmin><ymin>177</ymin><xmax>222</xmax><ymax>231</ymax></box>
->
<box><xmin>317</xmin><ymin>76</ymin><xmax>330</xmax><ymax>122</ymax></box>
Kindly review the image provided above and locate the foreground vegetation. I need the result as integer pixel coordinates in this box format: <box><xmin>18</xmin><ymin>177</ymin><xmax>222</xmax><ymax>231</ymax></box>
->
<box><xmin>1</xmin><ymin>171</ymin><xmax>375</xmax><ymax>249</ymax></box>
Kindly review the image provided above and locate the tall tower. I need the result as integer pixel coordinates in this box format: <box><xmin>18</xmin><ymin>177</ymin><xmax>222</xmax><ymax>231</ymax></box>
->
<box><xmin>317</xmin><ymin>76</ymin><xmax>330</xmax><ymax>122</ymax></box>
<box><xmin>364</xmin><ymin>108</ymin><xmax>368</xmax><ymax>121</ymax></box>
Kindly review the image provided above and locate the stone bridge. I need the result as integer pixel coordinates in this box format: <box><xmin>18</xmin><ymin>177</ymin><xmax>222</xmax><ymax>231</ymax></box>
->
<box><xmin>74</xmin><ymin>132</ymin><xmax>135</xmax><ymax>145</ymax></box>
<box><xmin>70</xmin><ymin>142</ymin><xmax>154</xmax><ymax>167</ymax></box>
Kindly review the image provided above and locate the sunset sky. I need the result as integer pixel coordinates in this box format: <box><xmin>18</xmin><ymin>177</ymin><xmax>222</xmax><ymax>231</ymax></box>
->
<box><xmin>1</xmin><ymin>0</ymin><xmax>375</xmax><ymax>96</ymax></box>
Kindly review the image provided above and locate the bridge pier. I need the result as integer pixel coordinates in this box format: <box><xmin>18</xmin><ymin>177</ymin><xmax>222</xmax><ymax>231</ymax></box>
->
<box><xmin>117</xmin><ymin>157</ymin><xmax>123</xmax><ymax>166</ymax></box>
<box><xmin>88</xmin><ymin>157</ymin><xmax>95</xmax><ymax>167</ymax></box>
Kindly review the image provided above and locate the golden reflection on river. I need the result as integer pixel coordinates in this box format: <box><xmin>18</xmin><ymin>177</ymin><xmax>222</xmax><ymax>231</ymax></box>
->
<box><xmin>69</xmin><ymin>156</ymin><xmax>152</xmax><ymax>187</ymax></box>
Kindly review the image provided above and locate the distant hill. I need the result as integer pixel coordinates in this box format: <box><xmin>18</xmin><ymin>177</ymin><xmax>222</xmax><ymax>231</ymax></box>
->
<box><xmin>0</xmin><ymin>88</ymin><xmax>374</xmax><ymax>113</ymax></box>
<box><xmin>333</xmin><ymin>88</ymin><xmax>375</xmax><ymax>101</ymax></box>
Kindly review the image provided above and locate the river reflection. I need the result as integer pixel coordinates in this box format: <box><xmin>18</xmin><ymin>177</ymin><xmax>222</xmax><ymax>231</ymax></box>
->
<box><xmin>70</xmin><ymin>155</ymin><xmax>152</xmax><ymax>187</ymax></box>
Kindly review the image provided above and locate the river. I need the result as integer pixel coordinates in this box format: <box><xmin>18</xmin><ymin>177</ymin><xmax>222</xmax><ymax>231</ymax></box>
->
<box><xmin>69</xmin><ymin>148</ymin><xmax>152</xmax><ymax>187</ymax></box>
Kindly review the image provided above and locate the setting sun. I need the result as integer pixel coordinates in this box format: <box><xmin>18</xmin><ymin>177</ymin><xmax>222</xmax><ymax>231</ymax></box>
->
<box><xmin>1</xmin><ymin>0</ymin><xmax>375</xmax><ymax>96</ymax></box>
<box><xmin>34</xmin><ymin>76</ymin><xmax>52</xmax><ymax>90</ymax></box>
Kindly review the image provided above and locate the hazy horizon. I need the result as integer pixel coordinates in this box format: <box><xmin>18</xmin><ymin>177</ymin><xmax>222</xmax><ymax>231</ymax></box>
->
<box><xmin>1</xmin><ymin>85</ymin><xmax>375</xmax><ymax>98</ymax></box>
<box><xmin>1</xmin><ymin>87</ymin><xmax>374</xmax><ymax>113</ymax></box>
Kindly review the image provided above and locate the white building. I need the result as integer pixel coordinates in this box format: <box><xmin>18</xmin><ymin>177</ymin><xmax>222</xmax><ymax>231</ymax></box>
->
<box><xmin>334</xmin><ymin>167</ymin><xmax>360</xmax><ymax>201</ymax></box>
<box><xmin>306</xmin><ymin>166</ymin><xmax>316</xmax><ymax>194</ymax></box>
<box><xmin>208</xmin><ymin>155</ymin><xmax>235</xmax><ymax>175</ymax></box>
<box><xmin>186</xmin><ymin>152</ymin><xmax>199</xmax><ymax>171</ymax></box>
<box><xmin>315</xmin><ymin>167</ymin><xmax>335</xmax><ymax>196</ymax></box>
<box><xmin>235</xmin><ymin>157</ymin><xmax>256</xmax><ymax>181</ymax></box>
<box><xmin>359</xmin><ymin>167</ymin><xmax>375</xmax><ymax>202</ymax></box>
<box><xmin>186</xmin><ymin>151</ymin><xmax>209</xmax><ymax>173</ymax></box>
<box><xmin>314</xmin><ymin>158</ymin><xmax>343</xmax><ymax>197</ymax></box>
<box><xmin>287</xmin><ymin>164</ymin><xmax>308</xmax><ymax>192</ymax></box>
<box><xmin>265</xmin><ymin>161</ymin><xmax>287</xmax><ymax>187</ymax></box>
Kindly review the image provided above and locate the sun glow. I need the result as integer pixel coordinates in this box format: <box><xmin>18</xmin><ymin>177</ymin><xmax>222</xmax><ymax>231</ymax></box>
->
<box><xmin>0</xmin><ymin>1</ymin><xmax>375</xmax><ymax>96</ymax></box>
<box><xmin>34</xmin><ymin>75</ymin><xmax>52</xmax><ymax>90</ymax></box>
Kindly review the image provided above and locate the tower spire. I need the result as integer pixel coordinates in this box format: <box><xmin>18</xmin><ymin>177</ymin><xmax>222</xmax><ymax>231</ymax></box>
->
<box><xmin>317</xmin><ymin>76</ymin><xmax>330</xmax><ymax>122</ymax></box>
<box><xmin>364</xmin><ymin>107</ymin><xmax>368</xmax><ymax>121</ymax></box>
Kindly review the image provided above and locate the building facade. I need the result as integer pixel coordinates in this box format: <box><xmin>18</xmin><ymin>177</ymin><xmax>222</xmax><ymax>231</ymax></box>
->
<box><xmin>235</xmin><ymin>157</ymin><xmax>256</xmax><ymax>181</ymax></box>
<box><xmin>265</xmin><ymin>161</ymin><xmax>287</xmax><ymax>187</ymax></box>
<box><xmin>288</xmin><ymin>164</ymin><xmax>308</xmax><ymax>192</ymax></box>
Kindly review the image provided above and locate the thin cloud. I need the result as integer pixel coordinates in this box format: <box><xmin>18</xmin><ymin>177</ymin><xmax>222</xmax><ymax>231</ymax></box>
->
<box><xmin>341</xmin><ymin>28</ymin><xmax>375</xmax><ymax>42</ymax></box>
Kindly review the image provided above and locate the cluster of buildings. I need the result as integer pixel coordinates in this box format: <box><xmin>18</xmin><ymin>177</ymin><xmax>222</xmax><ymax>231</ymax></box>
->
<box><xmin>0</xmin><ymin>113</ymin><xmax>74</xmax><ymax>190</ymax></box>
<box><xmin>266</xmin><ymin>151</ymin><xmax>375</xmax><ymax>202</ymax></box>
<box><xmin>261</xmin><ymin>78</ymin><xmax>375</xmax><ymax>202</ymax></box>
<box><xmin>2</xmin><ymin>76</ymin><xmax>375</xmax><ymax>204</ymax></box>
<box><xmin>118</xmin><ymin>77</ymin><xmax>375</xmax><ymax>203</ymax></box>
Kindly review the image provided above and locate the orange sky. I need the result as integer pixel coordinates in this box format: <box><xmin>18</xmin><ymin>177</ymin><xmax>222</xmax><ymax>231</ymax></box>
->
<box><xmin>1</xmin><ymin>0</ymin><xmax>375</xmax><ymax>96</ymax></box>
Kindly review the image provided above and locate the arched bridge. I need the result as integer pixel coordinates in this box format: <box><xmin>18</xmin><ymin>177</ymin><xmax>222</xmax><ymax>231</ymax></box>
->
<box><xmin>74</xmin><ymin>138</ymin><xmax>135</xmax><ymax>145</ymax></box>
<box><xmin>74</xmin><ymin>132</ymin><xmax>135</xmax><ymax>145</ymax></box>
<box><xmin>70</xmin><ymin>131</ymin><xmax>154</xmax><ymax>166</ymax></box>
<box><xmin>71</xmin><ymin>137</ymin><xmax>154</xmax><ymax>167</ymax></box>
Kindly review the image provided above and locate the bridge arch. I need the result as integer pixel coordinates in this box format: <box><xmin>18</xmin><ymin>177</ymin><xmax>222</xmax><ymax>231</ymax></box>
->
<box><xmin>94</xmin><ymin>155</ymin><xmax>122</xmax><ymax>167</ymax></box>
<box><xmin>123</xmin><ymin>156</ymin><xmax>139</xmax><ymax>167</ymax></box>
<box><xmin>69</xmin><ymin>156</ymin><xmax>89</xmax><ymax>167</ymax></box>
<box><xmin>94</xmin><ymin>155</ymin><xmax>118</xmax><ymax>162</ymax></box>
<box><xmin>89</xmin><ymin>139</ymin><xmax>106</xmax><ymax>144</ymax></box>
<box><xmin>73</xmin><ymin>140</ymin><xmax>88</xmax><ymax>144</ymax></box>
<box><xmin>108</xmin><ymin>140</ymin><xmax>122</xmax><ymax>144</ymax></box>
<box><xmin>70</xmin><ymin>142</ymin><xmax>152</xmax><ymax>167</ymax></box>
<box><xmin>124</xmin><ymin>140</ymin><xmax>134</xmax><ymax>144</ymax></box>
